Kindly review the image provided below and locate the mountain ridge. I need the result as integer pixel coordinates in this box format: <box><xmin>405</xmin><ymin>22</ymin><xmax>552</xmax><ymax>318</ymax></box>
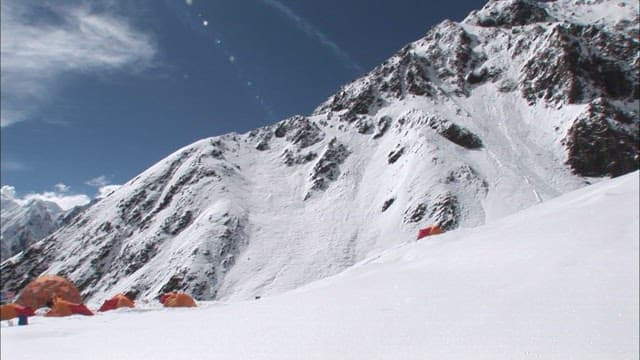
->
<box><xmin>1</xmin><ymin>0</ymin><xmax>638</xmax><ymax>303</ymax></box>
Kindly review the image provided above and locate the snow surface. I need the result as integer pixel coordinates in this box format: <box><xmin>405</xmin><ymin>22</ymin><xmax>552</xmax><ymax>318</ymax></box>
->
<box><xmin>2</xmin><ymin>171</ymin><xmax>637</xmax><ymax>360</ymax></box>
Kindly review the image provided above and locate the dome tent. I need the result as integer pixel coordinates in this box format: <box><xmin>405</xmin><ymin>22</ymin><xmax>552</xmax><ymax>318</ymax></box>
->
<box><xmin>16</xmin><ymin>275</ymin><xmax>83</xmax><ymax>310</ymax></box>
<box><xmin>99</xmin><ymin>293</ymin><xmax>135</xmax><ymax>312</ymax></box>
<box><xmin>159</xmin><ymin>292</ymin><xmax>197</xmax><ymax>307</ymax></box>
<box><xmin>45</xmin><ymin>295</ymin><xmax>93</xmax><ymax>317</ymax></box>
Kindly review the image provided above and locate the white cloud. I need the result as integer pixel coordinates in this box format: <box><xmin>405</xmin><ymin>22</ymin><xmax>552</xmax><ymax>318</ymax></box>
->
<box><xmin>86</xmin><ymin>175</ymin><xmax>121</xmax><ymax>199</ymax></box>
<box><xmin>260</xmin><ymin>0</ymin><xmax>363</xmax><ymax>73</ymax></box>
<box><xmin>97</xmin><ymin>184</ymin><xmax>122</xmax><ymax>199</ymax></box>
<box><xmin>24</xmin><ymin>191</ymin><xmax>91</xmax><ymax>211</ymax></box>
<box><xmin>86</xmin><ymin>175</ymin><xmax>110</xmax><ymax>188</ymax></box>
<box><xmin>0</xmin><ymin>0</ymin><xmax>157</xmax><ymax>127</ymax></box>
<box><xmin>2</xmin><ymin>181</ymin><xmax>121</xmax><ymax>211</ymax></box>
<box><xmin>3</xmin><ymin>184</ymin><xmax>90</xmax><ymax>210</ymax></box>
<box><xmin>54</xmin><ymin>183</ymin><xmax>70</xmax><ymax>193</ymax></box>
<box><xmin>1</xmin><ymin>185</ymin><xmax>19</xmax><ymax>201</ymax></box>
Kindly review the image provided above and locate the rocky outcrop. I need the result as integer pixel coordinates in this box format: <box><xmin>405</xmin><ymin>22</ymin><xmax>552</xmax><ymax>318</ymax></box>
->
<box><xmin>565</xmin><ymin>99</ymin><xmax>639</xmax><ymax>177</ymax></box>
<box><xmin>469</xmin><ymin>0</ymin><xmax>553</xmax><ymax>28</ymax></box>
<box><xmin>520</xmin><ymin>23</ymin><xmax>638</xmax><ymax>105</ymax></box>
<box><xmin>306</xmin><ymin>138</ymin><xmax>351</xmax><ymax>199</ymax></box>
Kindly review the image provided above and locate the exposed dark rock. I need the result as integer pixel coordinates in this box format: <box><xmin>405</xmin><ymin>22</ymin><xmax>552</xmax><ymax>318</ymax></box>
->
<box><xmin>472</xmin><ymin>0</ymin><xmax>552</xmax><ymax>28</ymax></box>
<box><xmin>255</xmin><ymin>132</ymin><xmax>272</xmax><ymax>151</ymax></box>
<box><xmin>466</xmin><ymin>66</ymin><xmax>502</xmax><ymax>85</ymax></box>
<box><xmin>405</xmin><ymin>55</ymin><xmax>435</xmax><ymax>96</ymax></box>
<box><xmin>282</xmin><ymin>149</ymin><xmax>318</xmax><ymax>166</ymax></box>
<box><xmin>0</xmin><ymin>239</ymin><xmax>58</xmax><ymax>296</ymax></box>
<box><xmin>160</xmin><ymin>272</ymin><xmax>187</xmax><ymax>294</ymax></box>
<box><xmin>306</xmin><ymin>139</ymin><xmax>351</xmax><ymax>198</ymax></box>
<box><xmin>403</xmin><ymin>192</ymin><xmax>460</xmax><ymax>229</ymax></box>
<box><xmin>162</xmin><ymin>210</ymin><xmax>194</xmax><ymax>235</ymax></box>
<box><xmin>381</xmin><ymin>198</ymin><xmax>395</xmax><ymax>212</ymax></box>
<box><xmin>565</xmin><ymin>99</ymin><xmax>639</xmax><ymax>177</ymax></box>
<box><xmin>123</xmin><ymin>240</ymin><xmax>160</xmax><ymax>275</ymax></box>
<box><xmin>356</xmin><ymin>118</ymin><xmax>374</xmax><ymax>134</ymax></box>
<box><xmin>388</xmin><ymin>147</ymin><xmax>405</xmax><ymax>164</ymax></box>
<box><xmin>520</xmin><ymin>23</ymin><xmax>637</xmax><ymax>105</ymax></box>
<box><xmin>405</xmin><ymin>203</ymin><xmax>427</xmax><ymax>223</ymax></box>
<box><xmin>445</xmin><ymin>165</ymin><xmax>489</xmax><ymax>194</ymax></box>
<box><xmin>274</xmin><ymin>115</ymin><xmax>325</xmax><ymax>148</ymax></box>
<box><xmin>274</xmin><ymin>123</ymin><xmax>288</xmax><ymax>138</ymax></box>
<box><xmin>429</xmin><ymin>193</ymin><xmax>460</xmax><ymax>230</ymax></box>
<box><xmin>426</xmin><ymin>115</ymin><xmax>483</xmax><ymax>149</ymax></box>
<box><xmin>373</xmin><ymin>116</ymin><xmax>392</xmax><ymax>139</ymax></box>
<box><xmin>287</xmin><ymin>117</ymin><xmax>325</xmax><ymax>148</ymax></box>
<box><xmin>440</xmin><ymin>123</ymin><xmax>484</xmax><ymax>149</ymax></box>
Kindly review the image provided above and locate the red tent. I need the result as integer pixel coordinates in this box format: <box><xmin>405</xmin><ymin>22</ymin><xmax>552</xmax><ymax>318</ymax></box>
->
<box><xmin>417</xmin><ymin>225</ymin><xmax>444</xmax><ymax>240</ymax></box>
<box><xmin>45</xmin><ymin>296</ymin><xmax>93</xmax><ymax>317</ymax></box>
<box><xmin>0</xmin><ymin>303</ymin><xmax>35</xmax><ymax>320</ymax></box>
<box><xmin>98</xmin><ymin>294</ymin><xmax>134</xmax><ymax>312</ymax></box>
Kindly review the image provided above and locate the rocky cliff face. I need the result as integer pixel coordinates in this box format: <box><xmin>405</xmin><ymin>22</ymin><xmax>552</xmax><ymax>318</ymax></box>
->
<box><xmin>2</xmin><ymin>0</ymin><xmax>638</xmax><ymax>304</ymax></box>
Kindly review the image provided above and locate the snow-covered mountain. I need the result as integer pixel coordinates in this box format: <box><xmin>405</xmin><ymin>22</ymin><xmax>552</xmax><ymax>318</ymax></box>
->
<box><xmin>1</xmin><ymin>0</ymin><xmax>638</xmax><ymax>303</ymax></box>
<box><xmin>2</xmin><ymin>171</ymin><xmax>638</xmax><ymax>359</ymax></box>
<box><xmin>1</xmin><ymin>189</ymin><xmax>63</xmax><ymax>261</ymax></box>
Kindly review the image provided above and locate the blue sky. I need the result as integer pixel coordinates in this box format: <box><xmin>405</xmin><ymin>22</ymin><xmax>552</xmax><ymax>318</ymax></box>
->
<box><xmin>1</xmin><ymin>0</ymin><xmax>486</xmax><ymax>209</ymax></box>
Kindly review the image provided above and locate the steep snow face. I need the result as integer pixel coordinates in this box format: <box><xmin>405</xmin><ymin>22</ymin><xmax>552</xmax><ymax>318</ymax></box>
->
<box><xmin>1</xmin><ymin>172</ymin><xmax>637</xmax><ymax>360</ymax></box>
<box><xmin>1</xmin><ymin>0</ymin><xmax>638</xmax><ymax>303</ymax></box>
<box><xmin>1</xmin><ymin>191</ymin><xmax>63</xmax><ymax>261</ymax></box>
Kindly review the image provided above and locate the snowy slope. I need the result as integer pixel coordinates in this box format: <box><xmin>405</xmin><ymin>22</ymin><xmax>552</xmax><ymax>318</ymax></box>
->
<box><xmin>1</xmin><ymin>0</ymin><xmax>638</xmax><ymax>303</ymax></box>
<box><xmin>2</xmin><ymin>171</ymin><xmax>637</xmax><ymax>360</ymax></box>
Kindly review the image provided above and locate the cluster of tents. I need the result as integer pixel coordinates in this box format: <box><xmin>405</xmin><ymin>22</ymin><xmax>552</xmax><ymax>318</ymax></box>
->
<box><xmin>0</xmin><ymin>275</ymin><xmax>197</xmax><ymax>323</ymax></box>
<box><xmin>2</xmin><ymin>225</ymin><xmax>442</xmax><ymax>323</ymax></box>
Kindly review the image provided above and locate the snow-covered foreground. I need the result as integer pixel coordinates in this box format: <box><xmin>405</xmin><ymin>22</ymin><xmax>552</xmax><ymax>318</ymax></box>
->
<box><xmin>2</xmin><ymin>172</ymin><xmax>638</xmax><ymax>359</ymax></box>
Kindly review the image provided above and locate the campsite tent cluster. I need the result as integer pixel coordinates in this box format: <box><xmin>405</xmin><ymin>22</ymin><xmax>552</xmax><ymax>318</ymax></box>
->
<box><xmin>3</xmin><ymin>227</ymin><xmax>440</xmax><ymax>322</ymax></box>
<box><xmin>0</xmin><ymin>275</ymin><xmax>197</xmax><ymax>323</ymax></box>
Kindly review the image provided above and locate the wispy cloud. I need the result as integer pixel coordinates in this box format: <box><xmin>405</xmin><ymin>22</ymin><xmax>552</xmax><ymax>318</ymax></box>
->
<box><xmin>54</xmin><ymin>183</ymin><xmax>70</xmax><ymax>193</ymax></box>
<box><xmin>0</xmin><ymin>0</ymin><xmax>157</xmax><ymax>127</ymax></box>
<box><xmin>0</xmin><ymin>159</ymin><xmax>29</xmax><ymax>172</ymax></box>
<box><xmin>96</xmin><ymin>184</ymin><xmax>122</xmax><ymax>199</ymax></box>
<box><xmin>259</xmin><ymin>0</ymin><xmax>363</xmax><ymax>73</ymax></box>
<box><xmin>86</xmin><ymin>175</ymin><xmax>121</xmax><ymax>199</ymax></box>
<box><xmin>86</xmin><ymin>175</ymin><xmax>110</xmax><ymax>188</ymax></box>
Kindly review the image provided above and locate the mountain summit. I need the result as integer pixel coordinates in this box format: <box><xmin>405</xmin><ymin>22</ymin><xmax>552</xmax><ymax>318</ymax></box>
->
<box><xmin>2</xmin><ymin>0</ymin><xmax>638</xmax><ymax>303</ymax></box>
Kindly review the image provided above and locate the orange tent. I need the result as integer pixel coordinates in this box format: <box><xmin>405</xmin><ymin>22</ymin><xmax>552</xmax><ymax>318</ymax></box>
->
<box><xmin>417</xmin><ymin>225</ymin><xmax>444</xmax><ymax>240</ymax></box>
<box><xmin>0</xmin><ymin>303</ymin><xmax>35</xmax><ymax>321</ymax></box>
<box><xmin>159</xmin><ymin>292</ymin><xmax>197</xmax><ymax>307</ymax></box>
<box><xmin>45</xmin><ymin>296</ymin><xmax>94</xmax><ymax>317</ymax></box>
<box><xmin>16</xmin><ymin>275</ymin><xmax>83</xmax><ymax>310</ymax></box>
<box><xmin>98</xmin><ymin>293</ymin><xmax>135</xmax><ymax>312</ymax></box>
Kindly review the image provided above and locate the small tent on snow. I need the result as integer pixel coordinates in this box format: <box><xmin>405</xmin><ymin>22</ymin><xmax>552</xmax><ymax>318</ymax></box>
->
<box><xmin>99</xmin><ymin>293</ymin><xmax>135</xmax><ymax>312</ymax></box>
<box><xmin>159</xmin><ymin>292</ymin><xmax>197</xmax><ymax>307</ymax></box>
<box><xmin>45</xmin><ymin>296</ymin><xmax>93</xmax><ymax>317</ymax></box>
<box><xmin>16</xmin><ymin>275</ymin><xmax>83</xmax><ymax>310</ymax></box>
<box><xmin>417</xmin><ymin>225</ymin><xmax>444</xmax><ymax>240</ymax></box>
